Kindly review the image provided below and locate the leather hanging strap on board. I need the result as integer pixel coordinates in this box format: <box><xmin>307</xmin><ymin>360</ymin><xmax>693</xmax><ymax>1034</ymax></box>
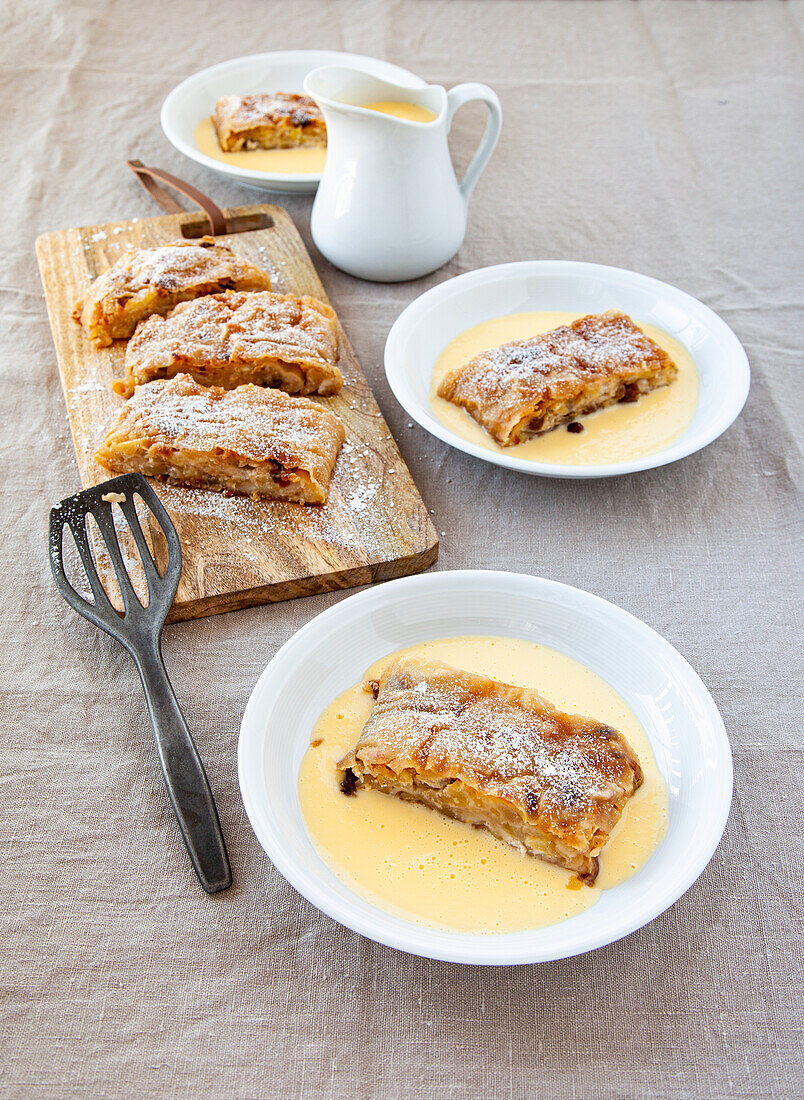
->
<box><xmin>126</xmin><ymin>160</ymin><xmax>228</xmax><ymax>235</ymax></box>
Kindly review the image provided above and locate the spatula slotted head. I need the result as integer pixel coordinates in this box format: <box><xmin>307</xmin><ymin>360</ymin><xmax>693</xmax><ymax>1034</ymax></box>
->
<box><xmin>49</xmin><ymin>473</ymin><xmax>182</xmax><ymax>647</ymax></box>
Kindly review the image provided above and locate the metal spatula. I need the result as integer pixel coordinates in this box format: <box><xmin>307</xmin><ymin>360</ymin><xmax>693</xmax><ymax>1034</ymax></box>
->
<box><xmin>48</xmin><ymin>472</ymin><xmax>232</xmax><ymax>894</ymax></box>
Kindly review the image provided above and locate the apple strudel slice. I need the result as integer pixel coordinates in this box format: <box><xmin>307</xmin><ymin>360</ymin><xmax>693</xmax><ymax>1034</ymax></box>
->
<box><xmin>115</xmin><ymin>290</ymin><xmax>342</xmax><ymax>399</ymax></box>
<box><xmin>338</xmin><ymin>656</ymin><xmax>643</xmax><ymax>883</ymax></box>
<box><xmin>438</xmin><ymin>310</ymin><xmax>678</xmax><ymax>446</ymax></box>
<box><xmin>73</xmin><ymin>238</ymin><xmax>272</xmax><ymax>347</ymax></box>
<box><xmin>213</xmin><ymin>93</ymin><xmax>327</xmax><ymax>152</ymax></box>
<box><xmin>95</xmin><ymin>373</ymin><xmax>345</xmax><ymax>504</ymax></box>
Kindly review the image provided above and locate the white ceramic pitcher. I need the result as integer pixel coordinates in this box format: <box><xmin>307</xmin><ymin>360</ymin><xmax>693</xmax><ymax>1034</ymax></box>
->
<box><xmin>303</xmin><ymin>66</ymin><xmax>503</xmax><ymax>282</ymax></box>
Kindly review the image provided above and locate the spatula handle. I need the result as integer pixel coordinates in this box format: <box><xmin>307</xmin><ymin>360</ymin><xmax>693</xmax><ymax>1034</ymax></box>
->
<box><xmin>135</xmin><ymin>644</ymin><xmax>232</xmax><ymax>894</ymax></box>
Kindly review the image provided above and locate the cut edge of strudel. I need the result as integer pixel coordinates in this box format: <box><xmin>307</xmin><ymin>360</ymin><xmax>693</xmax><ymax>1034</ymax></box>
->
<box><xmin>213</xmin><ymin>93</ymin><xmax>327</xmax><ymax>152</ymax></box>
<box><xmin>73</xmin><ymin>237</ymin><xmax>272</xmax><ymax>348</ymax></box>
<box><xmin>337</xmin><ymin>656</ymin><xmax>644</xmax><ymax>883</ymax></box>
<box><xmin>437</xmin><ymin>309</ymin><xmax>678</xmax><ymax>446</ymax></box>
<box><xmin>94</xmin><ymin>373</ymin><xmax>345</xmax><ymax>504</ymax></box>
<box><xmin>115</xmin><ymin>290</ymin><xmax>342</xmax><ymax>399</ymax></box>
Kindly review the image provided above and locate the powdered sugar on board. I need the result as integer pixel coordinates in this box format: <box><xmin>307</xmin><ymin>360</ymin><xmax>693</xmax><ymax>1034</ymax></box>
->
<box><xmin>344</xmin><ymin>481</ymin><xmax>378</xmax><ymax>513</ymax></box>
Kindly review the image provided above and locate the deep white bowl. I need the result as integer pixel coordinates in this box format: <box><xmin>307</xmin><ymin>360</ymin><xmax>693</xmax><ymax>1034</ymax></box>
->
<box><xmin>238</xmin><ymin>570</ymin><xmax>732</xmax><ymax>965</ymax></box>
<box><xmin>384</xmin><ymin>261</ymin><xmax>750</xmax><ymax>477</ymax></box>
<box><xmin>161</xmin><ymin>50</ymin><xmax>425</xmax><ymax>194</ymax></box>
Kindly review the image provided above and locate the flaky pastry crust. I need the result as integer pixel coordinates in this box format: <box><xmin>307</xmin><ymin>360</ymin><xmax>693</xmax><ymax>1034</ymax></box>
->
<box><xmin>73</xmin><ymin>238</ymin><xmax>272</xmax><ymax>347</ymax></box>
<box><xmin>438</xmin><ymin>310</ymin><xmax>678</xmax><ymax>446</ymax></box>
<box><xmin>95</xmin><ymin>373</ymin><xmax>345</xmax><ymax>504</ymax></box>
<box><xmin>338</xmin><ymin>656</ymin><xmax>644</xmax><ymax>882</ymax></box>
<box><xmin>213</xmin><ymin>93</ymin><xmax>327</xmax><ymax>152</ymax></box>
<box><xmin>116</xmin><ymin>290</ymin><xmax>342</xmax><ymax>399</ymax></box>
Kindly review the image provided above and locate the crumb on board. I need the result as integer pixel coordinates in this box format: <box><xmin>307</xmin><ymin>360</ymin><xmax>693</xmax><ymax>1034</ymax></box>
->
<box><xmin>567</xmin><ymin>421</ymin><xmax>584</xmax><ymax>434</ymax></box>
<box><xmin>311</xmin><ymin>738</ymin><xmax>324</xmax><ymax>748</ymax></box>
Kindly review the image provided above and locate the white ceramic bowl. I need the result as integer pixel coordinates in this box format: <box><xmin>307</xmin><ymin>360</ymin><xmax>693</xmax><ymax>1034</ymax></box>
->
<box><xmin>161</xmin><ymin>51</ymin><xmax>425</xmax><ymax>194</ymax></box>
<box><xmin>384</xmin><ymin>261</ymin><xmax>750</xmax><ymax>478</ymax></box>
<box><xmin>238</xmin><ymin>570</ymin><xmax>732</xmax><ymax>965</ymax></box>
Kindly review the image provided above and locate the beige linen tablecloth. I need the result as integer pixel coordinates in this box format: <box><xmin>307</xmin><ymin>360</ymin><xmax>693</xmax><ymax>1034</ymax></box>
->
<box><xmin>2</xmin><ymin>1</ymin><xmax>802</xmax><ymax>1097</ymax></box>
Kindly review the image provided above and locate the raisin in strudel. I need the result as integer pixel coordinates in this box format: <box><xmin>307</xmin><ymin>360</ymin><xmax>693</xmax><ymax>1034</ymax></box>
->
<box><xmin>213</xmin><ymin>93</ymin><xmax>327</xmax><ymax>152</ymax></box>
<box><xmin>115</xmin><ymin>290</ymin><xmax>342</xmax><ymax>399</ymax></box>
<box><xmin>438</xmin><ymin>310</ymin><xmax>678</xmax><ymax>446</ymax></box>
<box><xmin>338</xmin><ymin>656</ymin><xmax>643</xmax><ymax>883</ymax></box>
<box><xmin>73</xmin><ymin>238</ymin><xmax>272</xmax><ymax>347</ymax></box>
<box><xmin>95</xmin><ymin>373</ymin><xmax>345</xmax><ymax>504</ymax></box>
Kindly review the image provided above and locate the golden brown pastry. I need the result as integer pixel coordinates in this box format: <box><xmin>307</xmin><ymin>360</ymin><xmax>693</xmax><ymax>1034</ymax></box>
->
<box><xmin>73</xmin><ymin>238</ymin><xmax>272</xmax><ymax>347</ymax></box>
<box><xmin>95</xmin><ymin>373</ymin><xmax>345</xmax><ymax>504</ymax></box>
<box><xmin>438</xmin><ymin>310</ymin><xmax>678</xmax><ymax>446</ymax></box>
<box><xmin>115</xmin><ymin>290</ymin><xmax>342</xmax><ymax>399</ymax></box>
<box><xmin>213</xmin><ymin>93</ymin><xmax>327</xmax><ymax>152</ymax></box>
<box><xmin>338</xmin><ymin>656</ymin><xmax>643</xmax><ymax>883</ymax></box>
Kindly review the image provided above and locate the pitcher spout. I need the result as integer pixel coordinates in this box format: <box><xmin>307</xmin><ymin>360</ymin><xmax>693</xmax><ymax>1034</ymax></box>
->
<box><xmin>304</xmin><ymin>66</ymin><xmax>445</xmax><ymax>124</ymax></box>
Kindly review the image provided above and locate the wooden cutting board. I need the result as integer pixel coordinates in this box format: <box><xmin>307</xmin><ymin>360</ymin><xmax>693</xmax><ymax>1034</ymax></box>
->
<box><xmin>36</xmin><ymin>203</ymin><xmax>438</xmax><ymax>621</ymax></box>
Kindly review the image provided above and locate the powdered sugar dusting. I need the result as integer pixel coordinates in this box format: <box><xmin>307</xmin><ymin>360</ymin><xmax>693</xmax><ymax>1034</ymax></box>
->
<box><xmin>358</xmin><ymin>657</ymin><xmax>642</xmax><ymax>833</ymax></box>
<box><xmin>156</xmin><ymin>471</ymin><xmax>385</xmax><ymax>560</ymax></box>
<box><xmin>216</xmin><ymin>92</ymin><xmax>325</xmax><ymax>133</ymax></box>
<box><xmin>444</xmin><ymin>310</ymin><xmax>674</xmax><ymax>402</ymax></box>
<box><xmin>84</xmin><ymin>239</ymin><xmax>271</xmax><ymax>302</ymax></box>
<box><xmin>126</xmin><ymin>290</ymin><xmax>340</xmax><ymax>388</ymax></box>
<box><xmin>106</xmin><ymin>374</ymin><xmax>343</xmax><ymax>469</ymax></box>
<box><xmin>345</xmin><ymin>481</ymin><xmax>378</xmax><ymax>513</ymax></box>
<box><xmin>69</xmin><ymin>381</ymin><xmax>106</xmax><ymax>394</ymax></box>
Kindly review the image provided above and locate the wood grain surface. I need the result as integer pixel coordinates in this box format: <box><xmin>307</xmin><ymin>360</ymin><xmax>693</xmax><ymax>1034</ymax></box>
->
<box><xmin>36</xmin><ymin>204</ymin><xmax>438</xmax><ymax>621</ymax></box>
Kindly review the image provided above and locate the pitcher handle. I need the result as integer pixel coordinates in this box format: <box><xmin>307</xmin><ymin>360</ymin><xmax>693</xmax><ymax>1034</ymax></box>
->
<box><xmin>446</xmin><ymin>83</ymin><xmax>503</xmax><ymax>202</ymax></box>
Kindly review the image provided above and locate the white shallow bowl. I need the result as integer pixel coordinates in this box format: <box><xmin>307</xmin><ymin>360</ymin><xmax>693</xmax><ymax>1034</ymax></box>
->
<box><xmin>384</xmin><ymin>261</ymin><xmax>750</xmax><ymax>478</ymax></box>
<box><xmin>238</xmin><ymin>570</ymin><xmax>732</xmax><ymax>966</ymax></box>
<box><xmin>161</xmin><ymin>50</ymin><xmax>425</xmax><ymax>194</ymax></box>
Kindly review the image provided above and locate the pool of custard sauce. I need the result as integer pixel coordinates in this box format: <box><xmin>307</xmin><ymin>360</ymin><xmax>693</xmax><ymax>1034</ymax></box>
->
<box><xmin>429</xmin><ymin>312</ymin><xmax>699</xmax><ymax>465</ymax></box>
<box><xmin>194</xmin><ymin>100</ymin><xmax>435</xmax><ymax>174</ymax></box>
<box><xmin>194</xmin><ymin>117</ymin><xmax>327</xmax><ymax>174</ymax></box>
<box><xmin>297</xmin><ymin>635</ymin><xmax>668</xmax><ymax>934</ymax></box>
